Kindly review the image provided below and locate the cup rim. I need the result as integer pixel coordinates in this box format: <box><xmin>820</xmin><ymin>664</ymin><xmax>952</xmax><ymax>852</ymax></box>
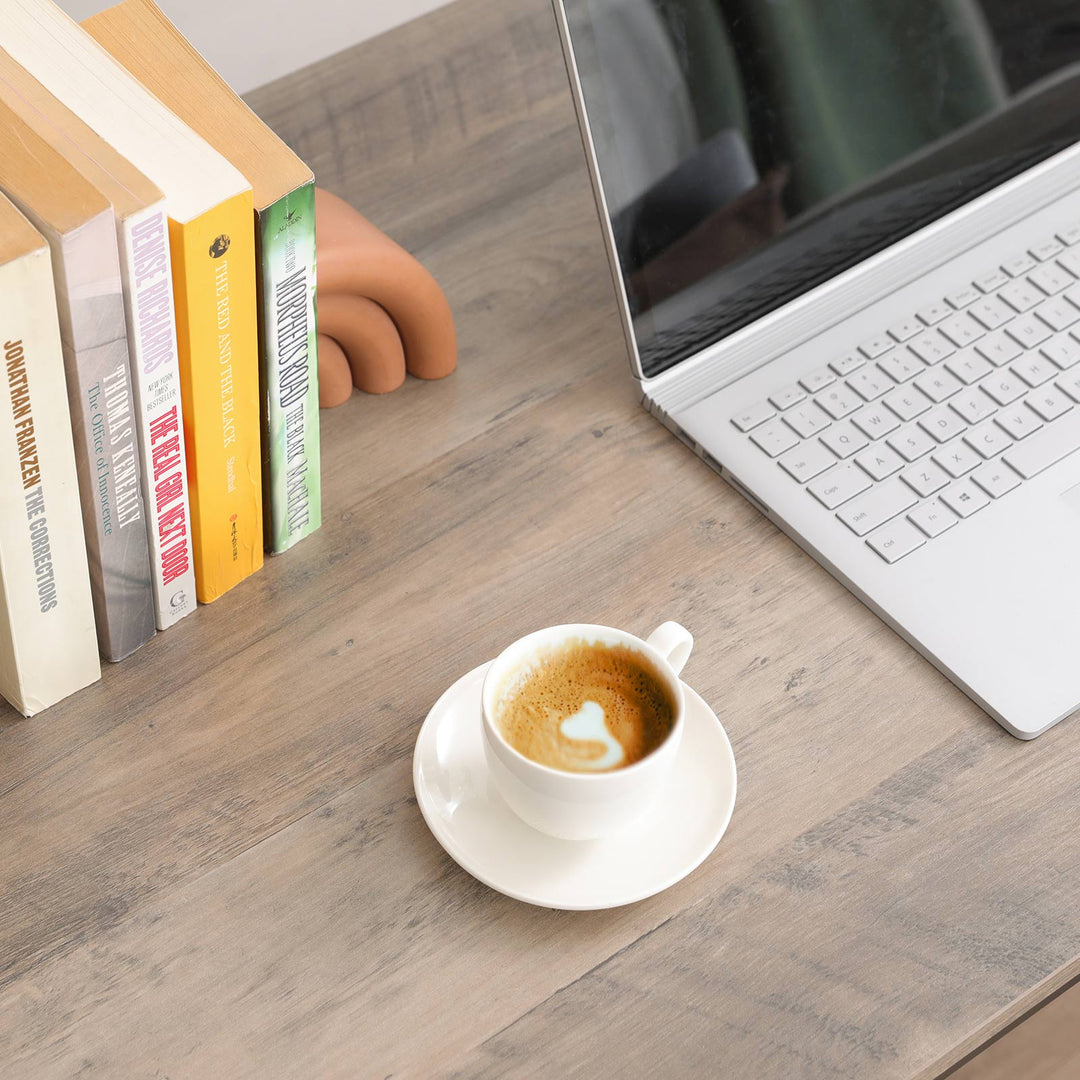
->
<box><xmin>481</xmin><ymin>623</ymin><xmax>686</xmax><ymax>781</ymax></box>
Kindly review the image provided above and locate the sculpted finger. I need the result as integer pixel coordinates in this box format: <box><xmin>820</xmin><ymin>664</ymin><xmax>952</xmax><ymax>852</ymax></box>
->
<box><xmin>318</xmin><ymin>292</ymin><xmax>406</xmax><ymax>395</ymax></box>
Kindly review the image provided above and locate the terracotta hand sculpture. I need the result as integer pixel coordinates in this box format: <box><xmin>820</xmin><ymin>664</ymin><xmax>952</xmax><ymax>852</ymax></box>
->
<box><xmin>314</xmin><ymin>187</ymin><xmax>457</xmax><ymax>406</ymax></box>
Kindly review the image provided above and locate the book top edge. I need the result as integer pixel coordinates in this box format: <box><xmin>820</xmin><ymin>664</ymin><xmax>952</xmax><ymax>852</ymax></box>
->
<box><xmin>3</xmin><ymin>0</ymin><xmax>251</xmax><ymax>224</ymax></box>
<box><xmin>84</xmin><ymin>0</ymin><xmax>313</xmax><ymax>209</ymax></box>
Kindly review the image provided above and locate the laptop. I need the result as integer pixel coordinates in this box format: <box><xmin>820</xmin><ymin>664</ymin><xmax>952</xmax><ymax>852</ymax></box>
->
<box><xmin>552</xmin><ymin>0</ymin><xmax>1080</xmax><ymax>738</ymax></box>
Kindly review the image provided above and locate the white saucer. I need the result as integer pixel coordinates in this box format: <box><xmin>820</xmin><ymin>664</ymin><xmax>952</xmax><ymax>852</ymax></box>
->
<box><xmin>412</xmin><ymin>662</ymin><xmax>737</xmax><ymax>910</ymax></box>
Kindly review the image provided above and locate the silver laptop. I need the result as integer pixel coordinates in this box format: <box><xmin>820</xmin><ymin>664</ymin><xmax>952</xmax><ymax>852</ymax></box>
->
<box><xmin>553</xmin><ymin>0</ymin><xmax>1080</xmax><ymax>738</ymax></box>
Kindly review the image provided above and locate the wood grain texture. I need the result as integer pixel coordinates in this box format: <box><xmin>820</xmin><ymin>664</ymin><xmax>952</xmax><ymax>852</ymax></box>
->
<box><xmin>2</xmin><ymin>0</ymin><xmax>1079</xmax><ymax>1076</ymax></box>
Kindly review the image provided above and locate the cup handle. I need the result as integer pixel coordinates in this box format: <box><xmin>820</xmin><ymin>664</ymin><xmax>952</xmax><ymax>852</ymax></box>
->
<box><xmin>645</xmin><ymin>621</ymin><xmax>693</xmax><ymax>678</ymax></box>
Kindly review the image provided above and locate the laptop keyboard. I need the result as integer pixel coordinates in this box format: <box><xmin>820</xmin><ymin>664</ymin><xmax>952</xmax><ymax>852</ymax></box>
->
<box><xmin>732</xmin><ymin>223</ymin><xmax>1080</xmax><ymax>564</ymax></box>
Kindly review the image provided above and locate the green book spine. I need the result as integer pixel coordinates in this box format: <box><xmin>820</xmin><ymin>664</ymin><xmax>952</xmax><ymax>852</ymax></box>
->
<box><xmin>258</xmin><ymin>180</ymin><xmax>321</xmax><ymax>553</ymax></box>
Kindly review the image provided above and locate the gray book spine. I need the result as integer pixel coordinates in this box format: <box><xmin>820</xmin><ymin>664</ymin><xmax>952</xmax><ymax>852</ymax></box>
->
<box><xmin>49</xmin><ymin>212</ymin><xmax>156</xmax><ymax>661</ymax></box>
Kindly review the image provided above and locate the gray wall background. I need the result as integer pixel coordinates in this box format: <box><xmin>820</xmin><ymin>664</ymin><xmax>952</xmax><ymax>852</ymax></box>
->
<box><xmin>59</xmin><ymin>0</ymin><xmax>454</xmax><ymax>93</ymax></box>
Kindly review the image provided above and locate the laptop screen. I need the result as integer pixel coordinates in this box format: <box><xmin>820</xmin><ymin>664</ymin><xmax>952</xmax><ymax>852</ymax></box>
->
<box><xmin>562</xmin><ymin>0</ymin><xmax>1080</xmax><ymax>378</ymax></box>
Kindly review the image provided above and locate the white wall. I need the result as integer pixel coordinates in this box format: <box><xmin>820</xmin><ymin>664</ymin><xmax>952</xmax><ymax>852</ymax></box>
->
<box><xmin>59</xmin><ymin>0</ymin><xmax>455</xmax><ymax>93</ymax></box>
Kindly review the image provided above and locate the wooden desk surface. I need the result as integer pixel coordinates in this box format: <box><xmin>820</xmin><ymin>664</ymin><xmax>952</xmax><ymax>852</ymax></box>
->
<box><xmin>3</xmin><ymin>0</ymin><xmax>1080</xmax><ymax>1076</ymax></box>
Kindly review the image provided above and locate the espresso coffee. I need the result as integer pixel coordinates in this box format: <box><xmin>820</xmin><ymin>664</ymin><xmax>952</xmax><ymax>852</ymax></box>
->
<box><xmin>493</xmin><ymin>638</ymin><xmax>676</xmax><ymax>773</ymax></box>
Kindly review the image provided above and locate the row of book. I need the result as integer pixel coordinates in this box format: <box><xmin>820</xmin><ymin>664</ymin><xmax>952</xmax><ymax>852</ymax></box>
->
<box><xmin>0</xmin><ymin>0</ymin><xmax>321</xmax><ymax>716</ymax></box>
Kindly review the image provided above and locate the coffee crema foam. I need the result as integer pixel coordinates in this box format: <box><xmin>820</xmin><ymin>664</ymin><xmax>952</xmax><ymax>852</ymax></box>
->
<box><xmin>494</xmin><ymin>639</ymin><xmax>676</xmax><ymax>773</ymax></box>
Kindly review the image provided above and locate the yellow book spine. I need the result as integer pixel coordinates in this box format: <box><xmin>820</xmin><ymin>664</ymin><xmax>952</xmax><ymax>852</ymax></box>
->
<box><xmin>169</xmin><ymin>192</ymin><xmax>263</xmax><ymax>602</ymax></box>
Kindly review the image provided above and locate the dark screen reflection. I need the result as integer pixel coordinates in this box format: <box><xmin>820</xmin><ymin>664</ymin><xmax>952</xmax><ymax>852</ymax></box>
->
<box><xmin>567</xmin><ymin>0</ymin><xmax>1080</xmax><ymax>376</ymax></box>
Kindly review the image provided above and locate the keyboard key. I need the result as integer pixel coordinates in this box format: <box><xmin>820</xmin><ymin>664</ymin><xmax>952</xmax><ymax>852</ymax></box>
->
<box><xmin>995</xmin><ymin>404</ymin><xmax>1044</xmax><ymax>440</ymax></box>
<box><xmin>1002</xmin><ymin>253</ymin><xmax>1037</xmax><ymax>277</ymax></box>
<box><xmin>1033</xmin><ymin>297</ymin><xmax>1080</xmax><ymax>332</ymax></box>
<box><xmin>1031</xmin><ymin>240</ymin><xmax>1064</xmax><ymax>262</ymax></box>
<box><xmin>858</xmin><ymin>334</ymin><xmax>894</xmax><ymax>359</ymax></box>
<box><xmin>847</xmin><ymin>366</ymin><xmax>892</xmax><ymax>401</ymax></box>
<box><xmin>820</xmin><ymin>420</ymin><xmax>869</xmax><ymax>459</ymax></box>
<box><xmin>888</xmin><ymin>424</ymin><xmax>936</xmax><ymax>461</ymax></box>
<box><xmin>829</xmin><ymin>353</ymin><xmax>865</xmax><ymax>377</ymax></box>
<box><xmin>908</xmin><ymin>332</ymin><xmax>955</xmax><ymax>364</ymax></box>
<box><xmin>965</xmin><ymin>420</ymin><xmax>1013</xmax><ymax>458</ymax></box>
<box><xmin>769</xmin><ymin>384</ymin><xmax>807</xmax><ymax>410</ymax></box>
<box><xmin>852</xmin><ymin>403</ymin><xmax>901</xmax><ymax>440</ymax></box>
<box><xmin>971</xmin><ymin>461</ymin><xmax>1022</xmax><ymax>499</ymax></box>
<box><xmin>1057</xmin><ymin>370</ymin><xmax>1080</xmax><ymax>402</ymax></box>
<box><xmin>866</xmin><ymin>518</ymin><xmax>926</xmax><ymax>563</ymax></box>
<box><xmin>998</xmin><ymin>278</ymin><xmax>1044</xmax><ymax>312</ymax></box>
<box><xmin>732</xmin><ymin>403</ymin><xmax>775</xmax><ymax>432</ymax></box>
<box><xmin>1063</xmin><ymin>283</ymin><xmax>1080</xmax><ymax>312</ymax></box>
<box><xmin>908</xmin><ymin>500</ymin><xmax>959</xmax><ymax>538</ymax></box>
<box><xmin>877</xmin><ymin>350</ymin><xmax>924</xmax><ymax>384</ymax></box>
<box><xmin>750</xmin><ymin>419</ymin><xmax>800</xmax><ymax>456</ymax></box>
<box><xmin>816</xmin><ymin>383</ymin><xmax>862</xmax><ymax>419</ymax></box>
<box><xmin>855</xmin><ymin>444</ymin><xmax>904</xmax><ymax>480</ymax></box>
<box><xmin>883</xmin><ymin>384</ymin><xmax>933</xmax><ymax>421</ymax></box>
<box><xmin>1005</xmin><ymin>314</ymin><xmax>1052</xmax><ymax>349</ymax></box>
<box><xmin>933</xmin><ymin>439</ymin><xmax>981</xmax><ymax>477</ymax></box>
<box><xmin>1042</xmin><ymin>336</ymin><xmax>1080</xmax><ymax>370</ymax></box>
<box><xmin>778</xmin><ymin>440</ymin><xmax>835</xmax><ymax>483</ymax></box>
<box><xmin>901</xmin><ymin>459</ymin><xmax>950</xmax><ymax>496</ymax></box>
<box><xmin>1011</xmin><ymin>353</ymin><xmax>1058</xmax><ymax>387</ymax></box>
<box><xmin>1056</xmin><ymin>223</ymin><xmax>1080</xmax><ymax>246</ymax></box>
<box><xmin>914</xmin><ymin>368</ymin><xmax>963</xmax><ymax>403</ymax></box>
<box><xmin>919</xmin><ymin>406</ymin><xmax>967</xmax><ymax>443</ymax></box>
<box><xmin>939</xmin><ymin>480</ymin><xmax>991</xmax><ymax>518</ymax></box>
<box><xmin>1060</xmin><ymin>251</ymin><xmax>1080</xmax><ymax>277</ymax></box>
<box><xmin>949</xmin><ymin>387</ymin><xmax>996</xmax><ymax>424</ymax></box>
<box><xmin>938</xmin><ymin>313</ymin><xmax>984</xmax><ymax>348</ymax></box>
<box><xmin>980</xmin><ymin>370</ymin><xmax>1026</xmax><ymax>406</ymax></box>
<box><xmin>967</xmin><ymin>295</ymin><xmax>1013</xmax><ymax>330</ymax></box>
<box><xmin>799</xmin><ymin>367</ymin><xmax>836</xmax><ymax>394</ymax></box>
<box><xmin>1001</xmin><ymin>408</ymin><xmax>1080</xmax><ymax>477</ymax></box>
<box><xmin>975</xmin><ymin>331</ymin><xmax>1023</xmax><ymax>366</ymax></box>
<box><xmin>974</xmin><ymin>268</ymin><xmax>1009</xmax><ymax>293</ymax></box>
<box><xmin>784</xmin><ymin>403</ymin><xmax>832</xmax><ymax>438</ymax></box>
<box><xmin>1029</xmin><ymin>261</ymin><xmax>1074</xmax><ymax>295</ymax></box>
<box><xmin>1026</xmin><ymin>386</ymin><xmax>1072</xmax><ymax>423</ymax></box>
<box><xmin>807</xmin><ymin>463</ymin><xmax>872</xmax><ymax>509</ymax></box>
<box><xmin>887</xmin><ymin>318</ymin><xmax>923</xmax><ymax>342</ymax></box>
<box><xmin>945</xmin><ymin>286</ymin><xmax>980</xmax><ymax>309</ymax></box>
<box><xmin>945</xmin><ymin>352</ymin><xmax>992</xmax><ymax>385</ymax></box>
<box><xmin>837</xmin><ymin>478</ymin><xmax>918</xmax><ymax>536</ymax></box>
<box><xmin>917</xmin><ymin>302</ymin><xmax>951</xmax><ymax>325</ymax></box>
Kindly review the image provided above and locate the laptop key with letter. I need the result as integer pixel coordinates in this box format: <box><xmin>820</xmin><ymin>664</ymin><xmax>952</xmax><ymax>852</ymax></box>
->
<box><xmin>807</xmin><ymin>463</ymin><xmax>872</xmax><ymax>509</ymax></box>
<box><xmin>837</xmin><ymin>478</ymin><xmax>918</xmax><ymax>536</ymax></box>
<box><xmin>971</xmin><ymin>461</ymin><xmax>1022</xmax><ymax>498</ymax></box>
<box><xmin>778</xmin><ymin>441</ymin><xmax>835</xmax><ymax>483</ymax></box>
<box><xmin>866</xmin><ymin>518</ymin><xmax>926</xmax><ymax>562</ymax></box>
<box><xmin>908</xmin><ymin>500</ymin><xmax>959</xmax><ymax>537</ymax></box>
<box><xmin>855</xmin><ymin>444</ymin><xmax>904</xmax><ymax>480</ymax></box>
<box><xmin>732</xmin><ymin>402</ymin><xmax>775</xmax><ymax>432</ymax></box>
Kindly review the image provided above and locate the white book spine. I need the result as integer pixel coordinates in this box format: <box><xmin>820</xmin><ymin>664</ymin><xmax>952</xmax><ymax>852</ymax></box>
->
<box><xmin>0</xmin><ymin>245</ymin><xmax>100</xmax><ymax>715</ymax></box>
<box><xmin>118</xmin><ymin>203</ymin><xmax>196</xmax><ymax>628</ymax></box>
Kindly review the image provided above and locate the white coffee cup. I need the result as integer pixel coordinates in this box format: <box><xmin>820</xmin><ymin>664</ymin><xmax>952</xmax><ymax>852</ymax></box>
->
<box><xmin>480</xmin><ymin>621</ymin><xmax>693</xmax><ymax>840</ymax></box>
